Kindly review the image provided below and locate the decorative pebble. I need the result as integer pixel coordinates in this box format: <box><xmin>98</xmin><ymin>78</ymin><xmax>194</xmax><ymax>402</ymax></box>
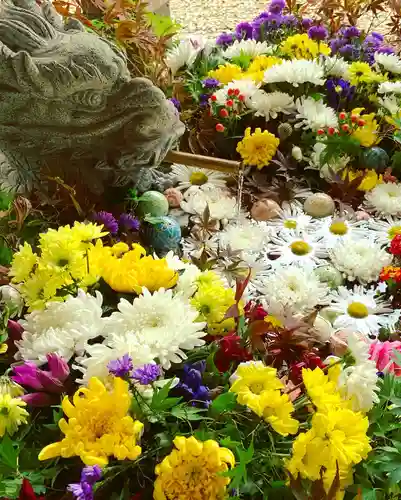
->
<box><xmin>164</xmin><ymin>187</ymin><xmax>183</xmax><ymax>208</ymax></box>
<box><xmin>251</xmin><ymin>199</ymin><xmax>281</xmax><ymax>221</ymax></box>
<box><xmin>304</xmin><ymin>193</ymin><xmax>335</xmax><ymax>218</ymax></box>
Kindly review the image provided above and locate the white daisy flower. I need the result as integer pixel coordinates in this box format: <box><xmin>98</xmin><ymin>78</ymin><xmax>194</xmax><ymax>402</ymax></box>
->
<box><xmin>326</xmin><ymin>285</ymin><xmax>392</xmax><ymax>337</ymax></box>
<box><xmin>365</xmin><ymin>183</ymin><xmax>401</xmax><ymax>216</ymax></box>
<box><xmin>250</xmin><ymin>90</ymin><xmax>295</xmax><ymax>121</ymax></box>
<box><xmin>367</xmin><ymin>216</ymin><xmax>401</xmax><ymax>245</ymax></box>
<box><xmin>16</xmin><ymin>290</ymin><xmax>105</xmax><ymax>364</ymax></box>
<box><xmin>180</xmin><ymin>187</ymin><xmax>238</xmax><ymax>221</ymax></box>
<box><xmin>267</xmin><ymin>230</ymin><xmax>328</xmax><ymax>268</ymax></box>
<box><xmin>315</xmin><ymin>217</ymin><xmax>367</xmax><ymax>249</ymax></box>
<box><xmin>264</xmin><ymin>59</ymin><xmax>325</xmax><ymax>87</ymax></box>
<box><xmin>378</xmin><ymin>81</ymin><xmax>401</xmax><ymax>94</ymax></box>
<box><xmin>256</xmin><ymin>265</ymin><xmax>330</xmax><ymax>314</ymax></box>
<box><xmin>378</xmin><ymin>95</ymin><xmax>401</xmax><ymax>115</ymax></box>
<box><xmin>222</xmin><ymin>39</ymin><xmax>270</xmax><ymax>59</ymax></box>
<box><xmin>374</xmin><ymin>53</ymin><xmax>401</xmax><ymax>74</ymax></box>
<box><xmin>295</xmin><ymin>97</ymin><xmax>338</xmax><ymax>131</ymax></box>
<box><xmin>321</xmin><ymin>56</ymin><xmax>349</xmax><ymax>78</ymax></box>
<box><xmin>329</xmin><ymin>238</ymin><xmax>392</xmax><ymax>283</ymax></box>
<box><xmin>213</xmin><ymin>79</ymin><xmax>260</xmax><ymax>108</ymax></box>
<box><xmin>170</xmin><ymin>164</ymin><xmax>228</xmax><ymax>192</ymax></box>
<box><xmin>268</xmin><ymin>201</ymin><xmax>315</xmax><ymax>234</ymax></box>
<box><xmin>165</xmin><ymin>39</ymin><xmax>201</xmax><ymax>76</ymax></box>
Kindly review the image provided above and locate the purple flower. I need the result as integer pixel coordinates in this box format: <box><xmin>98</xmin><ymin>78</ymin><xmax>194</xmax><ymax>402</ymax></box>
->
<box><xmin>364</xmin><ymin>34</ymin><xmax>381</xmax><ymax>48</ymax></box>
<box><xmin>329</xmin><ymin>37</ymin><xmax>347</xmax><ymax>53</ymax></box>
<box><xmin>342</xmin><ymin>26</ymin><xmax>360</xmax><ymax>38</ymax></box>
<box><xmin>308</xmin><ymin>25</ymin><xmax>328</xmax><ymax>40</ymax></box>
<box><xmin>92</xmin><ymin>211</ymin><xmax>118</xmax><ymax>235</ymax></box>
<box><xmin>338</xmin><ymin>43</ymin><xmax>355</xmax><ymax>57</ymax></box>
<box><xmin>371</xmin><ymin>31</ymin><xmax>384</xmax><ymax>41</ymax></box>
<box><xmin>301</xmin><ymin>18</ymin><xmax>313</xmax><ymax>30</ymax></box>
<box><xmin>235</xmin><ymin>21</ymin><xmax>253</xmax><ymax>40</ymax></box>
<box><xmin>202</xmin><ymin>78</ymin><xmax>220</xmax><ymax>89</ymax></box>
<box><xmin>326</xmin><ymin>78</ymin><xmax>355</xmax><ymax>108</ymax></box>
<box><xmin>282</xmin><ymin>14</ymin><xmax>298</xmax><ymax>27</ymax></box>
<box><xmin>216</xmin><ymin>32</ymin><xmax>235</xmax><ymax>46</ymax></box>
<box><xmin>68</xmin><ymin>482</ymin><xmax>93</xmax><ymax>500</ymax></box>
<box><xmin>377</xmin><ymin>46</ymin><xmax>395</xmax><ymax>55</ymax></box>
<box><xmin>268</xmin><ymin>0</ymin><xmax>285</xmax><ymax>14</ymax></box>
<box><xmin>199</xmin><ymin>93</ymin><xmax>210</xmax><ymax>107</ymax></box>
<box><xmin>20</xmin><ymin>392</ymin><xmax>55</xmax><ymax>407</ymax></box>
<box><xmin>176</xmin><ymin>361</ymin><xmax>210</xmax><ymax>407</ymax></box>
<box><xmin>81</xmin><ymin>465</ymin><xmax>102</xmax><ymax>485</ymax></box>
<box><xmin>47</xmin><ymin>353</ymin><xmax>70</xmax><ymax>381</ymax></box>
<box><xmin>131</xmin><ymin>364</ymin><xmax>161</xmax><ymax>385</ymax></box>
<box><xmin>119</xmin><ymin>213</ymin><xmax>140</xmax><ymax>232</ymax></box>
<box><xmin>169</xmin><ymin>97</ymin><xmax>181</xmax><ymax>111</ymax></box>
<box><xmin>108</xmin><ymin>354</ymin><xmax>133</xmax><ymax>378</ymax></box>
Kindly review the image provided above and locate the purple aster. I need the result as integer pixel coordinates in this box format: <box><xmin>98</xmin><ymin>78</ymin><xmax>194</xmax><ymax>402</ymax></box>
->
<box><xmin>371</xmin><ymin>31</ymin><xmax>384</xmax><ymax>42</ymax></box>
<box><xmin>364</xmin><ymin>34</ymin><xmax>381</xmax><ymax>48</ymax></box>
<box><xmin>254</xmin><ymin>11</ymin><xmax>270</xmax><ymax>21</ymax></box>
<box><xmin>301</xmin><ymin>17</ymin><xmax>313</xmax><ymax>30</ymax></box>
<box><xmin>268</xmin><ymin>0</ymin><xmax>285</xmax><ymax>14</ymax></box>
<box><xmin>338</xmin><ymin>43</ymin><xmax>355</xmax><ymax>57</ymax></box>
<box><xmin>308</xmin><ymin>25</ymin><xmax>328</xmax><ymax>41</ymax></box>
<box><xmin>329</xmin><ymin>37</ymin><xmax>347</xmax><ymax>53</ymax></box>
<box><xmin>199</xmin><ymin>93</ymin><xmax>210</xmax><ymax>107</ymax></box>
<box><xmin>108</xmin><ymin>354</ymin><xmax>133</xmax><ymax>378</ymax></box>
<box><xmin>81</xmin><ymin>466</ymin><xmax>102</xmax><ymax>485</ymax></box>
<box><xmin>92</xmin><ymin>211</ymin><xmax>118</xmax><ymax>235</ymax></box>
<box><xmin>235</xmin><ymin>21</ymin><xmax>253</xmax><ymax>40</ymax></box>
<box><xmin>175</xmin><ymin>361</ymin><xmax>210</xmax><ymax>407</ymax></box>
<box><xmin>282</xmin><ymin>14</ymin><xmax>298</xmax><ymax>27</ymax></box>
<box><xmin>119</xmin><ymin>213</ymin><xmax>140</xmax><ymax>231</ymax></box>
<box><xmin>377</xmin><ymin>46</ymin><xmax>395</xmax><ymax>55</ymax></box>
<box><xmin>341</xmin><ymin>26</ymin><xmax>360</xmax><ymax>38</ymax></box>
<box><xmin>216</xmin><ymin>32</ymin><xmax>235</xmax><ymax>46</ymax></box>
<box><xmin>202</xmin><ymin>78</ymin><xmax>220</xmax><ymax>89</ymax></box>
<box><xmin>67</xmin><ymin>482</ymin><xmax>93</xmax><ymax>500</ymax></box>
<box><xmin>169</xmin><ymin>97</ymin><xmax>181</xmax><ymax>111</ymax></box>
<box><xmin>131</xmin><ymin>364</ymin><xmax>161</xmax><ymax>385</ymax></box>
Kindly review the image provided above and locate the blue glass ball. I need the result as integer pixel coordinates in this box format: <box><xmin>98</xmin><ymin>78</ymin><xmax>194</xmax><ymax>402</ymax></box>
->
<box><xmin>361</xmin><ymin>147</ymin><xmax>389</xmax><ymax>170</ymax></box>
<box><xmin>146</xmin><ymin>216</ymin><xmax>181</xmax><ymax>253</ymax></box>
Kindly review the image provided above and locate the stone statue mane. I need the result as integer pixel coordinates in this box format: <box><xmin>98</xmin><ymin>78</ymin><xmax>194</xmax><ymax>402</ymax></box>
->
<box><xmin>0</xmin><ymin>0</ymin><xmax>184</xmax><ymax>194</ymax></box>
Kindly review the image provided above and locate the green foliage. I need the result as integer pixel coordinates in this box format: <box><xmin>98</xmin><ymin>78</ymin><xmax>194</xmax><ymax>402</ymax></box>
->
<box><xmin>146</xmin><ymin>12</ymin><xmax>181</xmax><ymax>37</ymax></box>
<box><xmin>319</xmin><ymin>135</ymin><xmax>362</xmax><ymax>166</ymax></box>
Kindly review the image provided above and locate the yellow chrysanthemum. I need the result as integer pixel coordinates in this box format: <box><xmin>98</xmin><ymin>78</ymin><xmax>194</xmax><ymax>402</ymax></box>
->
<box><xmin>38</xmin><ymin>377</ymin><xmax>143</xmax><ymax>466</ymax></box>
<box><xmin>90</xmin><ymin>242</ymin><xmax>178</xmax><ymax>294</ymax></box>
<box><xmin>0</xmin><ymin>393</ymin><xmax>29</xmax><ymax>437</ymax></box>
<box><xmin>351</xmin><ymin>108</ymin><xmax>380</xmax><ymax>147</ymax></box>
<box><xmin>343</xmin><ymin>169</ymin><xmax>383</xmax><ymax>191</ymax></box>
<box><xmin>302</xmin><ymin>367</ymin><xmax>349</xmax><ymax>413</ymax></box>
<box><xmin>9</xmin><ymin>242</ymin><xmax>38</xmax><ymax>283</ymax></box>
<box><xmin>244</xmin><ymin>55</ymin><xmax>282</xmax><ymax>82</ymax></box>
<box><xmin>347</xmin><ymin>62</ymin><xmax>378</xmax><ymax>86</ymax></box>
<box><xmin>208</xmin><ymin>63</ymin><xmax>243</xmax><ymax>84</ymax></box>
<box><xmin>258</xmin><ymin>390</ymin><xmax>299</xmax><ymax>436</ymax></box>
<box><xmin>19</xmin><ymin>268</ymin><xmax>66</xmax><ymax>311</ymax></box>
<box><xmin>0</xmin><ymin>376</ymin><xmax>24</xmax><ymax>398</ymax></box>
<box><xmin>154</xmin><ymin>436</ymin><xmax>235</xmax><ymax>500</ymax></box>
<box><xmin>286</xmin><ymin>409</ymin><xmax>371</xmax><ymax>495</ymax></box>
<box><xmin>280</xmin><ymin>33</ymin><xmax>331</xmax><ymax>59</ymax></box>
<box><xmin>237</xmin><ymin>127</ymin><xmax>280</xmax><ymax>169</ymax></box>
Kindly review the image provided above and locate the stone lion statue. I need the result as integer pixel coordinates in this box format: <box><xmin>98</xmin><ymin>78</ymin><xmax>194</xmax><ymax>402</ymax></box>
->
<box><xmin>0</xmin><ymin>0</ymin><xmax>184</xmax><ymax>195</ymax></box>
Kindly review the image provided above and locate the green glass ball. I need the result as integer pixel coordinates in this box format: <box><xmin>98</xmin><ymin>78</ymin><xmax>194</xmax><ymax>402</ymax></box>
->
<box><xmin>361</xmin><ymin>147</ymin><xmax>389</xmax><ymax>170</ymax></box>
<box><xmin>137</xmin><ymin>191</ymin><xmax>169</xmax><ymax>217</ymax></box>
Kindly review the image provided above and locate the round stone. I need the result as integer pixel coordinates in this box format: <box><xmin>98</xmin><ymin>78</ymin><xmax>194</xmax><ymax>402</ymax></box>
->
<box><xmin>314</xmin><ymin>265</ymin><xmax>344</xmax><ymax>289</ymax></box>
<box><xmin>137</xmin><ymin>191</ymin><xmax>169</xmax><ymax>217</ymax></box>
<box><xmin>251</xmin><ymin>199</ymin><xmax>281</xmax><ymax>221</ymax></box>
<box><xmin>304</xmin><ymin>193</ymin><xmax>335</xmax><ymax>218</ymax></box>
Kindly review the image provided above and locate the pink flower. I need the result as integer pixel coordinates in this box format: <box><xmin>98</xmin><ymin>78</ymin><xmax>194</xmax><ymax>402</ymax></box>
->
<box><xmin>164</xmin><ymin>188</ymin><xmax>183</xmax><ymax>208</ymax></box>
<box><xmin>369</xmin><ymin>340</ymin><xmax>401</xmax><ymax>375</ymax></box>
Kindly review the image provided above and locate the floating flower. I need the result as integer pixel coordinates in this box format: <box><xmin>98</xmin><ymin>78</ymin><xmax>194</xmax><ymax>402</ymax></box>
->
<box><xmin>153</xmin><ymin>436</ymin><xmax>235</xmax><ymax>500</ymax></box>
<box><xmin>302</xmin><ymin>367</ymin><xmax>345</xmax><ymax>412</ymax></box>
<box><xmin>380</xmin><ymin>265</ymin><xmax>401</xmax><ymax>283</ymax></box>
<box><xmin>351</xmin><ymin>110</ymin><xmax>379</xmax><ymax>147</ymax></box>
<box><xmin>236</xmin><ymin>127</ymin><xmax>279</xmax><ymax>169</ymax></box>
<box><xmin>0</xmin><ymin>393</ymin><xmax>29</xmax><ymax>437</ymax></box>
<box><xmin>364</xmin><ymin>183</ymin><xmax>401</xmax><ymax>216</ymax></box>
<box><xmin>214</xmin><ymin>333</ymin><xmax>252</xmax><ymax>372</ymax></box>
<box><xmin>165</xmin><ymin>39</ymin><xmax>201</xmax><ymax>76</ymax></box>
<box><xmin>119</xmin><ymin>213</ymin><xmax>140</xmax><ymax>232</ymax></box>
<box><xmin>68</xmin><ymin>465</ymin><xmax>102</xmax><ymax>500</ymax></box>
<box><xmin>38</xmin><ymin>377</ymin><xmax>143</xmax><ymax>466</ymax></box>
<box><xmin>315</xmin><ymin>216</ymin><xmax>366</xmax><ymax>248</ymax></box>
<box><xmin>268</xmin><ymin>230</ymin><xmax>328</xmax><ymax>268</ymax></box>
<box><xmin>269</xmin><ymin>202</ymin><xmax>314</xmax><ymax>234</ymax></box>
<box><xmin>107</xmin><ymin>354</ymin><xmax>133</xmax><ymax>378</ymax></box>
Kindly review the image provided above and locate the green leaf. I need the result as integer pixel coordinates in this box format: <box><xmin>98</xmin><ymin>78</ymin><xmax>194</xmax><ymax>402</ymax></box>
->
<box><xmin>210</xmin><ymin>392</ymin><xmax>237</xmax><ymax>414</ymax></box>
<box><xmin>171</xmin><ymin>405</ymin><xmax>205</xmax><ymax>421</ymax></box>
<box><xmin>150</xmin><ymin>380</ymin><xmax>182</xmax><ymax>412</ymax></box>
<box><xmin>146</xmin><ymin>12</ymin><xmax>181</xmax><ymax>37</ymax></box>
<box><xmin>0</xmin><ymin>242</ymin><xmax>12</xmax><ymax>266</ymax></box>
<box><xmin>0</xmin><ymin>191</ymin><xmax>12</xmax><ymax>211</ymax></box>
<box><xmin>0</xmin><ymin>435</ymin><xmax>19</xmax><ymax>470</ymax></box>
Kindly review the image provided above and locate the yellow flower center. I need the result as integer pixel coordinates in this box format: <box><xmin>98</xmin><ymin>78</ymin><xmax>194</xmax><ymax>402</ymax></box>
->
<box><xmin>190</xmin><ymin>171</ymin><xmax>208</xmax><ymax>186</ymax></box>
<box><xmin>347</xmin><ymin>302</ymin><xmax>369</xmax><ymax>319</ymax></box>
<box><xmin>389</xmin><ymin>226</ymin><xmax>401</xmax><ymax>239</ymax></box>
<box><xmin>284</xmin><ymin>219</ymin><xmax>297</xmax><ymax>229</ymax></box>
<box><xmin>329</xmin><ymin>221</ymin><xmax>348</xmax><ymax>236</ymax></box>
<box><xmin>290</xmin><ymin>240</ymin><xmax>311</xmax><ymax>256</ymax></box>
<box><xmin>250</xmin><ymin>382</ymin><xmax>265</xmax><ymax>395</ymax></box>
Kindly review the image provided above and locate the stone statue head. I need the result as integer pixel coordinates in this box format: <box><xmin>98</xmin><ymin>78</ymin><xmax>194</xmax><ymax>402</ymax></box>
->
<box><xmin>0</xmin><ymin>0</ymin><xmax>184</xmax><ymax>193</ymax></box>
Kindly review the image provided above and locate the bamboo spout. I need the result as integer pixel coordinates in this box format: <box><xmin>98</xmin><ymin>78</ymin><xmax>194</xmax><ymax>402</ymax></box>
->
<box><xmin>165</xmin><ymin>150</ymin><xmax>241</xmax><ymax>174</ymax></box>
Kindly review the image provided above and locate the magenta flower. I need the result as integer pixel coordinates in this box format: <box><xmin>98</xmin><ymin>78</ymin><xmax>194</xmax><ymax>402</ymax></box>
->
<box><xmin>369</xmin><ymin>341</ymin><xmax>401</xmax><ymax>376</ymax></box>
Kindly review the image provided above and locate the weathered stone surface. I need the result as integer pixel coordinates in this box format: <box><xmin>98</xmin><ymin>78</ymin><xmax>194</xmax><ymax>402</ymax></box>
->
<box><xmin>0</xmin><ymin>0</ymin><xmax>184</xmax><ymax>194</ymax></box>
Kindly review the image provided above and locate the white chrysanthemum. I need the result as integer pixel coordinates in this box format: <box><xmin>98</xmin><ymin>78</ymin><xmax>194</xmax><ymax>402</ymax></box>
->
<box><xmin>375</xmin><ymin>53</ymin><xmax>401</xmax><ymax>74</ymax></box>
<box><xmin>16</xmin><ymin>290</ymin><xmax>105</xmax><ymax>364</ymax></box>
<box><xmin>103</xmin><ymin>288</ymin><xmax>206</xmax><ymax>369</ymax></box>
<box><xmin>268</xmin><ymin>202</ymin><xmax>314</xmax><ymax>234</ymax></box>
<box><xmin>267</xmin><ymin>230</ymin><xmax>328</xmax><ymax>268</ymax></box>
<box><xmin>321</xmin><ymin>56</ymin><xmax>349</xmax><ymax>78</ymax></box>
<box><xmin>165</xmin><ymin>39</ymin><xmax>200</xmax><ymax>76</ymax></box>
<box><xmin>365</xmin><ymin>183</ymin><xmax>401</xmax><ymax>216</ymax></box>
<box><xmin>307</xmin><ymin>142</ymin><xmax>350</xmax><ymax>179</ymax></box>
<box><xmin>213</xmin><ymin>79</ymin><xmax>259</xmax><ymax>108</ymax></box>
<box><xmin>180</xmin><ymin>187</ymin><xmax>238</xmax><ymax>220</ymax></box>
<box><xmin>250</xmin><ymin>90</ymin><xmax>295</xmax><ymax>120</ymax></box>
<box><xmin>222</xmin><ymin>39</ymin><xmax>270</xmax><ymax>58</ymax></box>
<box><xmin>170</xmin><ymin>164</ymin><xmax>228</xmax><ymax>191</ymax></box>
<box><xmin>315</xmin><ymin>217</ymin><xmax>366</xmax><ymax>249</ymax></box>
<box><xmin>263</xmin><ymin>59</ymin><xmax>325</xmax><ymax>87</ymax></box>
<box><xmin>257</xmin><ymin>266</ymin><xmax>330</xmax><ymax>314</ymax></box>
<box><xmin>378</xmin><ymin>81</ymin><xmax>401</xmax><ymax>94</ymax></box>
<box><xmin>378</xmin><ymin>95</ymin><xmax>400</xmax><ymax>115</ymax></box>
<box><xmin>327</xmin><ymin>285</ymin><xmax>392</xmax><ymax>337</ymax></box>
<box><xmin>367</xmin><ymin>216</ymin><xmax>401</xmax><ymax>245</ymax></box>
<box><xmin>218</xmin><ymin>219</ymin><xmax>268</xmax><ymax>254</ymax></box>
<box><xmin>329</xmin><ymin>238</ymin><xmax>392</xmax><ymax>283</ymax></box>
<box><xmin>295</xmin><ymin>97</ymin><xmax>338</xmax><ymax>131</ymax></box>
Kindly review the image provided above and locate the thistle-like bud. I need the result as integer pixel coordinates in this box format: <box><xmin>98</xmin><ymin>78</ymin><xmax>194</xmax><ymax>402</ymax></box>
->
<box><xmin>277</xmin><ymin>123</ymin><xmax>293</xmax><ymax>140</ymax></box>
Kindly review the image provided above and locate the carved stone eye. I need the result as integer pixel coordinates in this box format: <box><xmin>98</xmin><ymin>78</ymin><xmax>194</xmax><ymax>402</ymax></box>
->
<box><xmin>71</xmin><ymin>91</ymin><xmax>106</xmax><ymax>108</ymax></box>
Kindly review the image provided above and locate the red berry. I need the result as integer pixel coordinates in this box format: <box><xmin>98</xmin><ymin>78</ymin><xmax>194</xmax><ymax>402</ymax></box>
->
<box><xmin>227</xmin><ymin>88</ymin><xmax>234</xmax><ymax>96</ymax></box>
<box><xmin>317</xmin><ymin>129</ymin><xmax>325</xmax><ymax>135</ymax></box>
<box><xmin>219</xmin><ymin>108</ymin><xmax>229</xmax><ymax>118</ymax></box>
<box><xmin>238</xmin><ymin>94</ymin><xmax>245</xmax><ymax>101</ymax></box>
<box><xmin>339</xmin><ymin>112</ymin><xmax>347</xmax><ymax>120</ymax></box>
<box><xmin>390</xmin><ymin>234</ymin><xmax>401</xmax><ymax>256</ymax></box>
<box><xmin>216</xmin><ymin>123</ymin><xmax>225</xmax><ymax>132</ymax></box>
<box><xmin>351</xmin><ymin>114</ymin><xmax>358</xmax><ymax>123</ymax></box>
<box><xmin>211</xmin><ymin>95</ymin><xmax>217</xmax><ymax>102</ymax></box>
<box><xmin>328</xmin><ymin>127</ymin><xmax>335</xmax><ymax>135</ymax></box>
<box><xmin>341</xmin><ymin>123</ymin><xmax>350</xmax><ymax>132</ymax></box>
<box><xmin>226</xmin><ymin>99</ymin><xmax>234</xmax><ymax>107</ymax></box>
<box><xmin>233</xmin><ymin>88</ymin><xmax>240</xmax><ymax>96</ymax></box>
<box><xmin>358</xmin><ymin>119</ymin><xmax>366</xmax><ymax>127</ymax></box>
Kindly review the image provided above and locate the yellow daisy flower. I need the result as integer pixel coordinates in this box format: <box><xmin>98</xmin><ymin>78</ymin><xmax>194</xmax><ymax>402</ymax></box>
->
<box><xmin>347</xmin><ymin>62</ymin><xmax>376</xmax><ymax>86</ymax></box>
<box><xmin>237</xmin><ymin>127</ymin><xmax>280</xmax><ymax>169</ymax></box>
<box><xmin>281</xmin><ymin>33</ymin><xmax>331</xmax><ymax>59</ymax></box>
<box><xmin>343</xmin><ymin>169</ymin><xmax>383</xmax><ymax>191</ymax></box>
<box><xmin>9</xmin><ymin>242</ymin><xmax>37</xmax><ymax>283</ymax></box>
<box><xmin>0</xmin><ymin>393</ymin><xmax>29</xmax><ymax>437</ymax></box>
<box><xmin>208</xmin><ymin>63</ymin><xmax>243</xmax><ymax>84</ymax></box>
